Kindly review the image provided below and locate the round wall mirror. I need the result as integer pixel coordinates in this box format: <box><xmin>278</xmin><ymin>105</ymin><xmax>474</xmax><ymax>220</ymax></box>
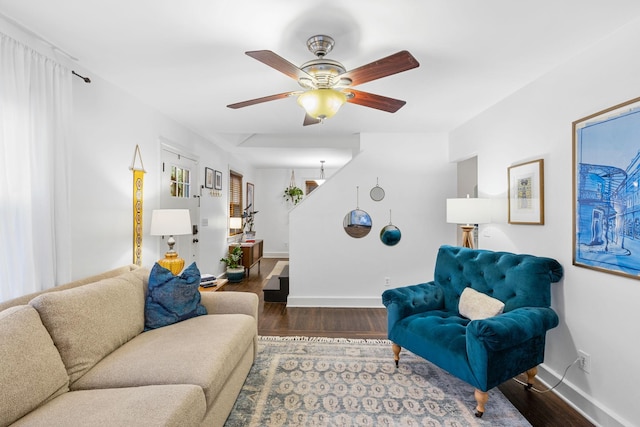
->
<box><xmin>343</xmin><ymin>209</ymin><xmax>372</xmax><ymax>238</ymax></box>
<box><xmin>380</xmin><ymin>224</ymin><xmax>402</xmax><ymax>246</ymax></box>
<box><xmin>370</xmin><ymin>178</ymin><xmax>385</xmax><ymax>201</ymax></box>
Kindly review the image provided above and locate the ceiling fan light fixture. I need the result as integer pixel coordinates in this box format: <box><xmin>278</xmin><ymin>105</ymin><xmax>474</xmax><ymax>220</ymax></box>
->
<box><xmin>297</xmin><ymin>89</ymin><xmax>346</xmax><ymax>120</ymax></box>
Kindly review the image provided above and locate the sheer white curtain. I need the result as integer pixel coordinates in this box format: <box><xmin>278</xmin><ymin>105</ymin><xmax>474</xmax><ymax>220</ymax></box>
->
<box><xmin>0</xmin><ymin>33</ymin><xmax>72</xmax><ymax>301</ymax></box>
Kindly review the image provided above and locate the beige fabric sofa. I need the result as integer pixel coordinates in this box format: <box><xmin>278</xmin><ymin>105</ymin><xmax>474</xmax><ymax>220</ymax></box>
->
<box><xmin>0</xmin><ymin>265</ymin><xmax>258</xmax><ymax>427</ymax></box>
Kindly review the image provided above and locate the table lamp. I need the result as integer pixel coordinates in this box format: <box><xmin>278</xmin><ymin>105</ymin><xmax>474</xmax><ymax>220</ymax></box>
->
<box><xmin>446</xmin><ymin>195</ymin><xmax>492</xmax><ymax>249</ymax></box>
<box><xmin>229</xmin><ymin>217</ymin><xmax>243</xmax><ymax>232</ymax></box>
<box><xmin>150</xmin><ymin>209</ymin><xmax>192</xmax><ymax>275</ymax></box>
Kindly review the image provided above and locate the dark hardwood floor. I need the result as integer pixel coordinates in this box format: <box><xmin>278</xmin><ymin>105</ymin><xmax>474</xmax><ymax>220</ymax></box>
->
<box><xmin>222</xmin><ymin>258</ymin><xmax>594</xmax><ymax>427</ymax></box>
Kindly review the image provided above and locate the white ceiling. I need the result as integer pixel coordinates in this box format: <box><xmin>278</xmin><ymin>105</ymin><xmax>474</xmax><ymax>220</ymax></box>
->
<box><xmin>2</xmin><ymin>0</ymin><xmax>640</xmax><ymax>169</ymax></box>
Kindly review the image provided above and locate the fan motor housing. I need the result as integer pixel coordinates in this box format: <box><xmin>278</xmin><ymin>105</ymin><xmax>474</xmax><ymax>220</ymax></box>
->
<box><xmin>300</xmin><ymin>58</ymin><xmax>346</xmax><ymax>88</ymax></box>
<box><xmin>306</xmin><ymin>35</ymin><xmax>335</xmax><ymax>57</ymax></box>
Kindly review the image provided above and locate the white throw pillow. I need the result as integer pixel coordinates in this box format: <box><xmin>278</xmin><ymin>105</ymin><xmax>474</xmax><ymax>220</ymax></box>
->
<box><xmin>459</xmin><ymin>287</ymin><xmax>505</xmax><ymax>320</ymax></box>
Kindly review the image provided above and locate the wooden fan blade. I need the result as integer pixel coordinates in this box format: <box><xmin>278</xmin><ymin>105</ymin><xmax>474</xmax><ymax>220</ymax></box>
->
<box><xmin>227</xmin><ymin>92</ymin><xmax>298</xmax><ymax>109</ymax></box>
<box><xmin>345</xmin><ymin>89</ymin><xmax>406</xmax><ymax>113</ymax></box>
<box><xmin>246</xmin><ymin>50</ymin><xmax>314</xmax><ymax>81</ymax></box>
<box><xmin>339</xmin><ymin>51</ymin><xmax>419</xmax><ymax>87</ymax></box>
<box><xmin>303</xmin><ymin>114</ymin><xmax>322</xmax><ymax>126</ymax></box>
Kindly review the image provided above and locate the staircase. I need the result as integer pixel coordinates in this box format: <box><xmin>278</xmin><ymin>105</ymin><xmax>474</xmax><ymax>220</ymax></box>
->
<box><xmin>263</xmin><ymin>265</ymin><xmax>289</xmax><ymax>303</ymax></box>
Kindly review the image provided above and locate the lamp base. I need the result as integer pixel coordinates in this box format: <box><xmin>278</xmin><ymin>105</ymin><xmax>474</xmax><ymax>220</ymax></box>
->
<box><xmin>157</xmin><ymin>251</ymin><xmax>185</xmax><ymax>276</ymax></box>
<box><xmin>460</xmin><ymin>225</ymin><xmax>476</xmax><ymax>249</ymax></box>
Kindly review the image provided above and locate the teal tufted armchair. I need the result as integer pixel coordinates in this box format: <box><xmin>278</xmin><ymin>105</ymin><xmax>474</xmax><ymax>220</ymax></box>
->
<box><xmin>382</xmin><ymin>245</ymin><xmax>563</xmax><ymax>417</ymax></box>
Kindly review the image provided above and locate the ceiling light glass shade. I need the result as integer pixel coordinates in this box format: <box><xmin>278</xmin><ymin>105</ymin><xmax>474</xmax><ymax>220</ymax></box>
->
<box><xmin>297</xmin><ymin>89</ymin><xmax>347</xmax><ymax>120</ymax></box>
<box><xmin>446</xmin><ymin>197</ymin><xmax>492</xmax><ymax>225</ymax></box>
<box><xmin>315</xmin><ymin>160</ymin><xmax>326</xmax><ymax>185</ymax></box>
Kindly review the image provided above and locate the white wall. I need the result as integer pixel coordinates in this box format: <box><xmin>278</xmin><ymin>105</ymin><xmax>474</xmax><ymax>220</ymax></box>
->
<box><xmin>255</xmin><ymin>166</ymin><xmax>338</xmax><ymax>258</ymax></box>
<box><xmin>450</xmin><ymin>18</ymin><xmax>640</xmax><ymax>427</ymax></box>
<box><xmin>288</xmin><ymin>132</ymin><xmax>456</xmax><ymax>307</ymax></box>
<box><xmin>70</xmin><ymin>67</ymin><xmax>256</xmax><ymax>280</ymax></box>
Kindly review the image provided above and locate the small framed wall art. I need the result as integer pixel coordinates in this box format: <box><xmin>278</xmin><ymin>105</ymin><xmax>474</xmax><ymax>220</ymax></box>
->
<box><xmin>508</xmin><ymin>159</ymin><xmax>544</xmax><ymax>225</ymax></box>
<box><xmin>246</xmin><ymin>182</ymin><xmax>254</xmax><ymax>211</ymax></box>
<box><xmin>214</xmin><ymin>170</ymin><xmax>223</xmax><ymax>190</ymax></box>
<box><xmin>204</xmin><ymin>167</ymin><xmax>214</xmax><ymax>189</ymax></box>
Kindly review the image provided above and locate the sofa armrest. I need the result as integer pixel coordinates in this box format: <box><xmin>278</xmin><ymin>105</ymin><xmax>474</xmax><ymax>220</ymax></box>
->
<box><xmin>466</xmin><ymin>307</ymin><xmax>559</xmax><ymax>352</ymax></box>
<box><xmin>382</xmin><ymin>282</ymin><xmax>445</xmax><ymax>329</ymax></box>
<box><xmin>199</xmin><ymin>292</ymin><xmax>258</xmax><ymax>322</ymax></box>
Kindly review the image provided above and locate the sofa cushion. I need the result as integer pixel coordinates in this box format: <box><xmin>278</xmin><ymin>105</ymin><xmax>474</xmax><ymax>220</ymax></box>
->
<box><xmin>145</xmin><ymin>262</ymin><xmax>207</xmax><ymax>330</ymax></box>
<box><xmin>11</xmin><ymin>385</ymin><xmax>206</xmax><ymax>427</ymax></box>
<box><xmin>459</xmin><ymin>287</ymin><xmax>505</xmax><ymax>320</ymax></box>
<box><xmin>0</xmin><ymin>305</ymin><xmax>69</xmax><ymax>427</ymax></box>
<box><xmin>71</xmin><ymin>313</ymin><xmax>256</xmax><ymax>407</ymax></box>
<box><xmin>29</xmin><ymin>268</ymin><xmax>147</xmax><ymax>384</ymax></box>
<box><xmin>0</xmin><ymin>265</ymin><xmax>141</xmax><ymax>313</ymax></box>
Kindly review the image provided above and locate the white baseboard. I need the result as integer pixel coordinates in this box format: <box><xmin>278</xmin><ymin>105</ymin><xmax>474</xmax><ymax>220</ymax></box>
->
<box><xmin>537</xmin><ymin>364</ymin><xmax>630</xmax><ymax>427</ymax></box>
<box><xmin>287</xmin><ymin>296</ymin><xmax>383</xmax><ymax>308</ymax></box>
<box><xmin>264</xmin><ymin>252</ymin><xmax>289</xmax><ymax>259</ymax></box>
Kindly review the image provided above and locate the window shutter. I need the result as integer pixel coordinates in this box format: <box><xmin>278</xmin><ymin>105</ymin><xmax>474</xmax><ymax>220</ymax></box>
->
<box><xmin>229</xmin><ymin>171</ymin><xmax>243</xmax><ymax>233</ymax></box>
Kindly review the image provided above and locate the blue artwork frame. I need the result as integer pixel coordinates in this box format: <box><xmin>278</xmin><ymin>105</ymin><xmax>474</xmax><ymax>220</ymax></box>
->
<box><xmin>573</xmin><ymin>96</ymin><xmax>640</xmax><ymax>279</ymax></box>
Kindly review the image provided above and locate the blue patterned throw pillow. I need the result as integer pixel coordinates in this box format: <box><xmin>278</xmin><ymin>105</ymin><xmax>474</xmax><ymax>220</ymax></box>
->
<box><xmin>144</xmin><ymin>262</ymin><xmax>207</xmax><ymax>330</ymax></box>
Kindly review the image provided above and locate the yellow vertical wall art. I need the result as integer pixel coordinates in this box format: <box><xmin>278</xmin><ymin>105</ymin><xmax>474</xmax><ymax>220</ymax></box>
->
<box><xmin>130</xmin><ymin>145</ymin><xmax>146</xmax><ymax>265</ymax></box>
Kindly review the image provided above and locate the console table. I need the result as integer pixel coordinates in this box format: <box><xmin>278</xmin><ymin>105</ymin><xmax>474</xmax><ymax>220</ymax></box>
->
<box><xmin>231</xmin><ymin>239</ymin><xmax>263</xmax><ymax>276</ymax></box>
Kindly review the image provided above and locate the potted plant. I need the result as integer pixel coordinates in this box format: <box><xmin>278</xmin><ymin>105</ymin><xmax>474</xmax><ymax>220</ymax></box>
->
<box><xmin>283</xmin><ymin>185</ymin><xmax>304</xmax><ymax>205</ymax></box>
<box><xmin>283</xmin><ymin>170</ymin><xmax>304</xmax><ymax>205</ymax></box>
<box><xmin>220</xmin><ymin>245</ymin><xmax>244</xmax><ymax>283</ymax></box>
<box><xmin>243</xmin><ymin>207</ymin><xmax>258</xmax><ymax>240</ymax></box>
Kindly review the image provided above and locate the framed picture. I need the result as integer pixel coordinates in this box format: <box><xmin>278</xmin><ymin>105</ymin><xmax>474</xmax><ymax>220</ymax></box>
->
<box><xmin>214</xmin><ymin>170</ymin><xmax>222</xmax><ymax>190</ymax></box>
<box><xmin>246</xmin><ymin>182</ymin><xmax>254</xmax><ymax>212</ymax></box>
<box><xmin>508</xmin><ymin>159</ymin><xmax>544</xmax><ymax>225</ymax></box>
<box><xmin>204</xmin><ymin>167</ymin><xmax>214</xmax><ymax>189</ymax></box>
<box><xmin>573</xmin><ymin>96</ymin><xmax>640</xmax><ymax>279</ymax></box>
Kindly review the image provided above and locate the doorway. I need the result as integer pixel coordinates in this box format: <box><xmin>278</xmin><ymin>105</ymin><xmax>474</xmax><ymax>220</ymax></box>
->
<box><xmin>160</xmin><ymin>144</ymin><xmax>199</xmax><ymax>268</ymax></box>
<box><xmin>457</xmin><ymin>156</ymin><xmax>479</xmax><ymax>247</ymax></box>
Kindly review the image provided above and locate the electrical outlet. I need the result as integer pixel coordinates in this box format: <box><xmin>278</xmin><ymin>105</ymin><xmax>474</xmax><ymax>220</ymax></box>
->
<box><xmin>384</xmin><ymin>277</ymin><xmax>391</xmax><ymax>287</ymax></box>
<box><xmin>578</xmin><ymin>350</ymin><xmax>591</xmax><ymax>373</ymax></box>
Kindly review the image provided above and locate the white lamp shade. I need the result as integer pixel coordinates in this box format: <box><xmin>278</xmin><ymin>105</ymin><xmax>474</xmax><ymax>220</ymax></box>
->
<box><xmin>446</xmin><ymin>198</ymin><xmax>492</xmax><ymax>225</ymax></box>
<box><xmin>229</xmin><ymin>217</ymin><xmax>243</xmax><ymax>229</ymax></box>
<box><xmin>149</xmin><ymin>209</ymin><xmax>192</xmax><ymax>236</ymax></box>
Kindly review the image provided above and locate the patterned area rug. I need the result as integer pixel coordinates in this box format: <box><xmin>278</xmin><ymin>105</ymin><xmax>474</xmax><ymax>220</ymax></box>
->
<box><xmin>225</xmin><ymin>336</ymin><xmax>531</xmax><ymax>427</ymax></box>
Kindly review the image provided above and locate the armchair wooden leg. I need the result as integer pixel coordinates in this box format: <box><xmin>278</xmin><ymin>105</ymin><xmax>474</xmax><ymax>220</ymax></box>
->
<box><xmin>525</xmin><ymin>366</ymin><xmax>538</xmax><ymax>390</ymax></box>
<box><xmin>474</xmin><ymin>389</ymin><xmax>488</xmax><ymax>418</ymax></box>
<box><xmin>392</xmin><ymin>343</ymin><xmax>401</xmax><ymax>368</ymax></box>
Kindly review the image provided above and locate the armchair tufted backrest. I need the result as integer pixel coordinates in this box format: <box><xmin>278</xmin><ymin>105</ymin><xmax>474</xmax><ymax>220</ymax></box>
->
<box><xmin>434</xmin><ymin>245</ymin><xmax>563</xmax><ymax>313</ymax></box>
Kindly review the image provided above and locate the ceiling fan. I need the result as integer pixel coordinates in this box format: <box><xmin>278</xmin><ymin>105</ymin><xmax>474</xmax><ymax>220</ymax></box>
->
<box><xmin>227</xmin><ymin>35</ymin><xmax>420</xmax><ymax>126</ymax></box>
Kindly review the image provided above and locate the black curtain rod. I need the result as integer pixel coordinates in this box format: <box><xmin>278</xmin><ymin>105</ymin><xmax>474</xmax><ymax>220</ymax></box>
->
<box><xmin>72</xmin><ymin>70</ymin><xmax>91</xmax><ymax>83</ymax></box>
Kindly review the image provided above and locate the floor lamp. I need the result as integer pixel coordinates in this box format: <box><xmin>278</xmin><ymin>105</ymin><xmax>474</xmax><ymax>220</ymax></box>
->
<box><xmin>150</xmin><ymin>209</ymin><xmax>192</xmax><ymax>274</ymax></box>
<box><xmin>446</xmin><ymin>196</ymin><xmax>492</xmax><ymax>249</ymax></box>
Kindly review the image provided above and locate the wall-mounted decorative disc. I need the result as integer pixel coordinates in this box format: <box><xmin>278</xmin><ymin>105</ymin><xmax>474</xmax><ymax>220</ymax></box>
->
<box><xmin>370</xmin><ymin>177</ymin><xmax>385</xmax><ymax>201</ymax></box>
<box><xmin>380</xmin><ymin>224</ymin><xmax>401</xmax><ymax>246</ymax></box>
<box><xmin>380</xmin><ymin>209</ymin><xmax>401</xmax><ymax>246</ymax></box>
<box><xmin>343</xmin><ymin>209</ymin><xmax>372</xmax><ymax>238</ymax></box>
<box><xmin>343</xmin><ymin>186</ymin><xmax>372</xmax><ymax>238</ymax></box>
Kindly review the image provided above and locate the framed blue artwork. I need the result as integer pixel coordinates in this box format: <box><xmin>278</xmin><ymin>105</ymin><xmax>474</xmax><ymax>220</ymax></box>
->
<box><xmin>573</xmin><ymin>96</ymin><xmax>640</xmax><ymax>279</ymax></box>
